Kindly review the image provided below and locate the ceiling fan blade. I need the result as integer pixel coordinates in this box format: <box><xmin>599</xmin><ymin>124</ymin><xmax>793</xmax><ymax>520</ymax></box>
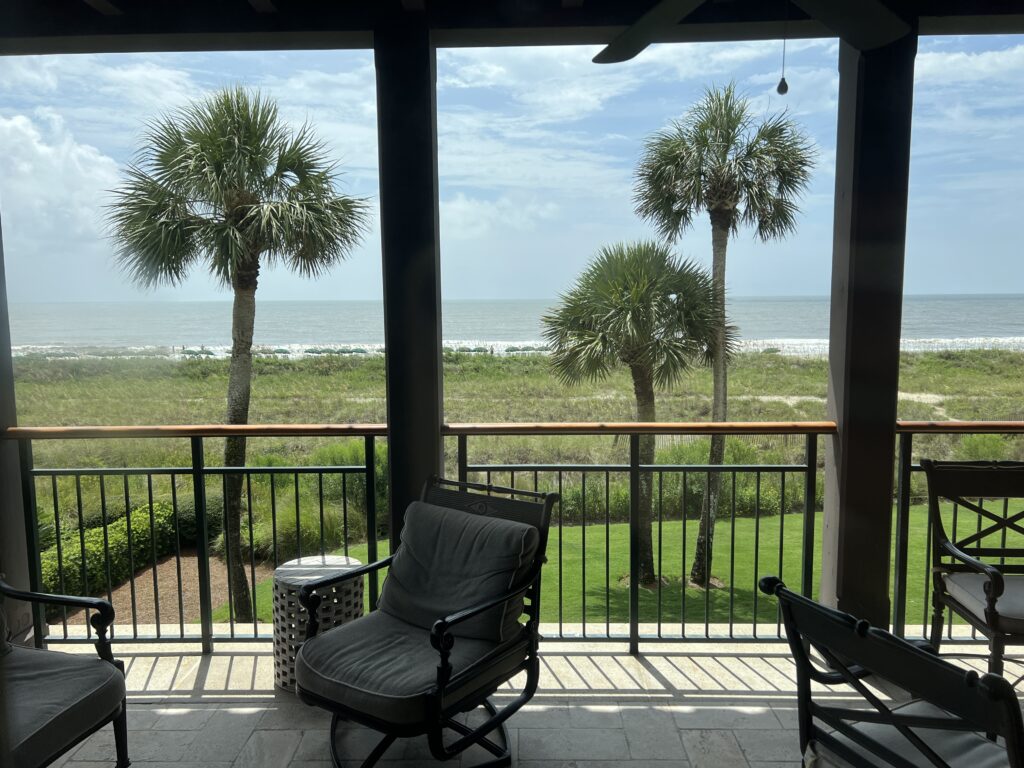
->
<box><xmin>593</xmin><ymin>0</ymin><xmax>706</xmax><ymax>64</ymax></box>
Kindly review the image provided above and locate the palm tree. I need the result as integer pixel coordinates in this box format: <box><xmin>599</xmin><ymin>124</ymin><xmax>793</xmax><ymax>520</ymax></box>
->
<box><xmin>543</xmin><ymin>241</ymin><xmax>723</xmax><ymax>585</ymax></box>
<box><xmin>634</xmin><ymin>83</ymin><xmax>814</xmax><ymax>588</ymax></box>
<box><xmin>108</xmin><ymin>87</ymin><xmax>369</xmax><ymax>621</ymax></box>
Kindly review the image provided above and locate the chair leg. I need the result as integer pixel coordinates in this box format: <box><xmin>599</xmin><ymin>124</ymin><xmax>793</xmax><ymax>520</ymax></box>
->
<box><xmin>989</xmin><ymin>636</ymin><xmax>1006</xmax><ymax>678</ymax></box>
<box><xmin>442</xmin><ymin>699</ymin><xmax>511</xmax><ymax>768</ymax></box>
<box><xmin>928</xmin><ymin>600</ymin><xmax>945</xmax><ymax>652</ymax></box>
<box><xmin>114</xmin><ymin>700</ymin><xmax>130</xmax><ymax>768</ymax></box>
<box><xmin>328</xmin><ymin>713</ymin><xmax>395</xmax><ymax>768</ymax></box>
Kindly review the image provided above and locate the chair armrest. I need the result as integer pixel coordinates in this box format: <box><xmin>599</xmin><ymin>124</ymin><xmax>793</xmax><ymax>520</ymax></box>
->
<box><xmin>0</xmin><ymin>576</ymin><xmax>116</xmax><ymax>661</ymax></box>
<box><xmin>297</xmin><ymin>556</ymin><xmax>393</xmax><ymax>640</ymax></box>
<box><xmin>428</xmin><ymin>572</ymin><xmax>540</xmax><ymax>689</ymax></box>
<box><xmin>938</xmin><ymin>540</ymin><xmax>1005</xmax><ymax>600</ymax></box>
<box><xmin>430</xmin><ymin>578</ymin><xmax>535</xmax><ymax>644</ymax></box>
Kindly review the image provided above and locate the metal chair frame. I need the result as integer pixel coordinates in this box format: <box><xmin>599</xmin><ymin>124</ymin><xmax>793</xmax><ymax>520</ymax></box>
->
<box><xmin>761</xmin><ymin>576</ymin><xmax>1024</xmax><ymax>768</ymax></box>
<box><xmin>0</xmin><ymin>576</ymin><xmax>129</xmax><ymax>768</ymax></box>
<box><xmin>296</xmin><ymin>476</ymin><xmax>556</xmax><ymax>768</ymax></box>
<box><xmin>922</xmin><ymin>459</ymin><xmax>1024</xmax><ymax>679</ymax></box>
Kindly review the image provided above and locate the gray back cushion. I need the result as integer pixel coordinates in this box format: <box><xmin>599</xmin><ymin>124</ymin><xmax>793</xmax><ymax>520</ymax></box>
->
<box><xmin>378</xmin><ymin>501</ymin><xmax>540</xmax><ymax>642</ymax></box>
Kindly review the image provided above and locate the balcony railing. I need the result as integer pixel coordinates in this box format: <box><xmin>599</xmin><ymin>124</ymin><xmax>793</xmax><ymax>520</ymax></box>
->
<box><xmin>6</xmin><ymin>419</ymin><xmax>1021</xmax><ymax>653</ymax></box>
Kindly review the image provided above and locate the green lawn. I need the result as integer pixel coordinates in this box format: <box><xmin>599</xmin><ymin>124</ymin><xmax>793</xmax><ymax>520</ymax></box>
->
<box><xmin>213</xmin><ymin>504</ymin><xmax>945</xmax><ymax>629</ymax></box>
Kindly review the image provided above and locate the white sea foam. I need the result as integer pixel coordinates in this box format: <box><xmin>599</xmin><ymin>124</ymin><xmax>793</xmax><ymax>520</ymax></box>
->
<box><xmin>12</xmin><ymin>335</ymin><xmax>1024</xmax><ymax>361</ymax></box>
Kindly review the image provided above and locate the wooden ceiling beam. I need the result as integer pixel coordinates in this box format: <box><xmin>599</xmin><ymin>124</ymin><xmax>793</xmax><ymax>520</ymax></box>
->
<box><xmin>592</xmin><ymin>0</ymin><xmax>705</xmax><ymax>63</ymax></box>
<box><xmin>247</xmin><ymin>0</ymin><xmax>277</xmax><ymax>13</ymax></box>
<box><xmin>82</xmin><ymin>0</ymin><xmax>121</xmax><ymax>16</ymax></box>
<box><xmin>790</xmin><ymin>0</ymin><xmax>910</xmax><ymax>50</ymax></box>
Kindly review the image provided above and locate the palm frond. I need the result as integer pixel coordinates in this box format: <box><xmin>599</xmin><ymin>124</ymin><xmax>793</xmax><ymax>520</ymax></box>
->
<box><xmin>634</xmin><ymin>82</ymin><xmax>815</xmax><ymax>242</ymax></box>
<box><xmin>543</xmin><ymin>241</ymin><xmax>722</xmax><ymax>390</ymax></box>
<box><xmin>107</xmin><ymin>86</ymin><xmax>369</xmax><ymax>290</ymax></box>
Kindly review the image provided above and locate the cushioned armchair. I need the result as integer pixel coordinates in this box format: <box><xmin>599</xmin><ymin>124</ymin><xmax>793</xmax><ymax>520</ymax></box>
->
<box><xmin>0</xmin><ymin>576</ymin><xmax>128</xmax><ymax>768</ymax></box>
<box><xmin>922</xmin><ymin>459</ymin><xmax>1024</xmax><ymax>678</ymax></box>
<box><xmin>761</xmin><ymin>576</ymin><xmax>1024</xmax><ymax>767</ymax></box>
<box><xmin>294</xmin><ymin>477</ymin><xmax>556</xmax><ymax>768</ymax></box>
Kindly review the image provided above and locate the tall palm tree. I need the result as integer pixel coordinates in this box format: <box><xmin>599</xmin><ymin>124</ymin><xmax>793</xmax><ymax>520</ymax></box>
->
<box><xmin>108</xmin><ymin>87</ymin><xmax>369</xmax><ymax>621</ymax></box>
<box><xmin>634</xmin><ymin>83</ymin><xmax>814</xmax><ymax>588</ymax></box>
<box><xmin>543</xmin><ymin>241</ymin><xmax>723</xmax><ymax>585</ymax></box>
<box><xmin>634</xmin><ymin>83</ymin><xmax>811</xmax><ymax>585</ymax></box>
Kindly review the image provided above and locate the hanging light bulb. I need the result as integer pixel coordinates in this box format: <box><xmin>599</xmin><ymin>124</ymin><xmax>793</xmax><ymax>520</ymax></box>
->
<box><xmin>777</xmin><ymin>1</ymin><xmax>789</xmax><ymax>95</ymax></box>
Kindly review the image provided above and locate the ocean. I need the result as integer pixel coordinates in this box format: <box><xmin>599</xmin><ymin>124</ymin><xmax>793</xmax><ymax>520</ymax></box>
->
<box><xmin>8</xmin><ymin>295</ymin><xmax>1024</xmax><ymax>359</ymax></box>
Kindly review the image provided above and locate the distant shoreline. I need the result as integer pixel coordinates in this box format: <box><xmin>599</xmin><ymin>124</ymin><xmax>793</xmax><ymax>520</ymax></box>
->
<box><xmin>12</xmin><ymin>335</ymin><xmax>1024</xmax><ymax>361</ymax></box>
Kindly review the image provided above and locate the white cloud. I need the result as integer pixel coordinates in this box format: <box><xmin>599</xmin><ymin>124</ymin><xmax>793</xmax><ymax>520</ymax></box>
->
<box><xmin>0</xmin><ymin>111</ymin><xmax>122</xmax><ymax>301</ymax></box>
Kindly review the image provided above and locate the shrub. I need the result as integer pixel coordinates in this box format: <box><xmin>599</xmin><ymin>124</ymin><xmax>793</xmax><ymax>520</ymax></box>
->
<box><xmin>174</xmin><ymin>495</ymin><xmax>224</xmax><ymax>547</ymax></box>
<box><xmin>39</xmin><ymin>502</ymin><xmax>177</xmax><ymax>597</ymax></box>
<box><xmin>957</xmin><ymin>433</ymin><xmax>1009</xmax><ymax>462</ymax></box>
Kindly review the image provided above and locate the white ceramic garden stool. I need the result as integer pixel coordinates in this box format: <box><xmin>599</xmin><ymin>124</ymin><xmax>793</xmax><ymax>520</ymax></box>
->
<box><xmin>272</xmin><ymin>554</ymin><xmax>364</xmax><ymax>691</ymax></box>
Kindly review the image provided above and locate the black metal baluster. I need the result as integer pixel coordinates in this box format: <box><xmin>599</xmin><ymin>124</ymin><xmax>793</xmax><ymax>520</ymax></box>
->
<box><xmin>753</xmin><ymin>471</ymin><xmax>761</xmax><ymax>638</ymax></box>
<box><xmin>98</xmin><ymin>477</ymin><xmax>114</xmax><ymax>636</ymax></box>
<box><xmin>148</xmin><ymin>475</ymin><xmax>161</xmax><ymax>638</ymax></box>
<box><xmin>75</xmin><ymin>474</ymin><xmax>90</xmax><ymax>639</ymax></box>
<box><xmin>222</xmin><ymin>473</ymin><xmax>234</xmax><ymax>638</ymax></box>
<box><xmin>190</xmin><ymin>437</ymin><xmax>213</xmax><ymax>654</ymax></box>
<box><xmin>581</xmin><ymin>472</ymin><xmax>587</xmax><ymax>638</ymax></box>
<box><xmin>171</xmin><ymin>475</ymin><xmax>185</xmax><ymax>638</ymax></box>
<box><xmin>558</xmin><ymin>471</ymin><xmax>563</xmax><ymax>638</ymax></box>
<box><xmin>681</xmin><ymin>472</ymin><xmax>687</xmax><ymax>638</ymax></box>
<box><xmin>246</xmin><ymin>473</ymin><xmax>257</xmax><ymax>636</ymax></box>
<box><xmin>122</xmin><ymin>475</ymin><xmax>137</xmax><ymax>639</ymax></box>
<box><xmin>342</xmin><ymin>473</ymin><xmax>350</xmax><ymax>557</ymax></box>
<box><xmin>801</xmin><ymin>434</ymin><xmax>817</xmax><ymax>598</ymax></box>
<box><xmin>777</xmin><ymin>472</ymin><xmax>786</xmax><ymax>638</ymax></box>
<box><xmin>294</xmin><ymin>472</ymin><xmax>302</xmax><ymax>561</ymax></box>
<box><xmin>598</xmin><ymin>473</ymin><xmax>606</xmax><ymax>638</ymax></box>
<box><xmin>729</xmin><ymin>472</ymin><xmax>736</xmax><ymax>638</ymax></box>
<box><xmin>270</xmin><ymin>474</ymin><xmax>279</xmax><ymax>567</ymax></box>
<box><xmin>51</xmin><ymin>475</ymin><xmax>67</xmax><ymax>638</ymax></box>
<box><xmin>318</xmin><ymin>472</ymin><xmax>326</xmax><ymax>557</ymax></box>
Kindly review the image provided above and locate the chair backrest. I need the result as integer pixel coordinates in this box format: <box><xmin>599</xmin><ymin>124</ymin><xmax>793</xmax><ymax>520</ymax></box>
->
<box><xmin>421</xmin><ymin>477</ymin><xmax>556</xmax><ymax>622</ymax></box>
<box><xmin>761</xmin><ymin>576</ymin><xmax>1024</xmax><ymax>767</ymax></box>
<box><xmin>922</xmin><ymin>459</ymin><xmax>1024</xmax><ymax>574</ymax></box>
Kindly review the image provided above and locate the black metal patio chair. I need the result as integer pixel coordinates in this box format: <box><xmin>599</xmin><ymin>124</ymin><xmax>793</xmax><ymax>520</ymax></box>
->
<box><xmin>761</xmin><ymin>576</ymin><xmax>1024</xmax><ymax>767</ymax></box>
<box><xmin>0</xmin><ymin>576</ymin><xmax>129</xmax><ymax>768</ymax></box>
<box><xmin>293</xmin><ymin>477</ymin><xmax>556</xmax><ymax>768</ymax></box>
<box><xmin>922</xmin><ymin>459</ymin><xmax>1024</xmax><ymax>679</ymax></box>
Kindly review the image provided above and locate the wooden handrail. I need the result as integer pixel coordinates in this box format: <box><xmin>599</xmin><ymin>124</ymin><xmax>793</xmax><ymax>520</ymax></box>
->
<box><xmin>895</xmin><ymin>420</ymin><xmax>1024</xmax><ymax>434</ymax></box>
<box><xmin>444</xmin><ymin>421</ymin><xmax>838</xmax><ymax>435</ymax></box>
<box><xmin>0</xmin><ymin>421</ymin><xmax>837</xmax><ymax>440</ymax></box>
<box><xmin>5</xmin><ymin>420</ymin><xmax>1024</xmax><ymax>440</ymax></box>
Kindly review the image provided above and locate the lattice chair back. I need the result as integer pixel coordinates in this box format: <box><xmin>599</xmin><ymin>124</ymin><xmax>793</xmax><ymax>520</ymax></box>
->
<box><xmin>922</xmin><ymin>460</ymin><xmax>1024</xmax><ymax>574</ymax></box>
<box><xmin>762</xmin><ymin>576</ymin><xmax>1024</xmax><ymax>768</ymax></box>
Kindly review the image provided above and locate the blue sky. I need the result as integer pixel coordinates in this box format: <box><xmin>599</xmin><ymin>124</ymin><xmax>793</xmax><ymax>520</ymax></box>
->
<box><xmin>0</xmin><ymin>35</ymin><xmax>1021</xmax><ymax>303</ymax></box>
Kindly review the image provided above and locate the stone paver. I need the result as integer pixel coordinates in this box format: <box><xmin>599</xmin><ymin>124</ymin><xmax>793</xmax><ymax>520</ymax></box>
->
<box><xmin>54</xmin><ymin>641</ymin><xmax>846</xmax><ymax>767</ymax></box>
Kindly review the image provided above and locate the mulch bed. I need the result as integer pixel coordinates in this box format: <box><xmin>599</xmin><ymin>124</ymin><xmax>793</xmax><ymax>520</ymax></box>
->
<box><xmin>62</xmin><ymin>550</ymin><xmax>274</xmax><ymax>629</ymax></box>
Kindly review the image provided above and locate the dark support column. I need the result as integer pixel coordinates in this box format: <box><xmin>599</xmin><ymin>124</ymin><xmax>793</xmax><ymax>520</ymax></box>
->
<box><xmin>822</xmin><ymin>33</ymin><xmax>917</xmax><ymax>626</ymax></box>
<box><xmin>374</xmin><ymin>22</ymin><xmax>443</xmax><ymax>546</ymax></box>
<box><xmin>0</xmin><ymin>214</ymin><xmax>33</xmax><ymax>641</ymax></box>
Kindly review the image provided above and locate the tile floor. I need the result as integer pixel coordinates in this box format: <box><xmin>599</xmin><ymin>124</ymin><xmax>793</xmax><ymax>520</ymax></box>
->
<box><xmin>47</xmin><ymin>639</ymin><xmax>998</xmax><ymax>768</ymax></box>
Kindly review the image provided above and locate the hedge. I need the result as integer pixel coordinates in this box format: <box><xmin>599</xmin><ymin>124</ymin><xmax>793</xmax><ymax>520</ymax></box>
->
<box><xmin>39</xmin><ymin>502</ymin><xmax>177</xmax><ymax>597</ymax></box>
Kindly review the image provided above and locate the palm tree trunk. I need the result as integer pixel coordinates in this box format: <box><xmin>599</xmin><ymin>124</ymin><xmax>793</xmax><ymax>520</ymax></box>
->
<box><xmin>224</xmin><ymin>267</ymin><xmax>257</xmax><ymax>623</ymax></box>
<box><xmin>630</xmin><ymin>364</ymin><xmax>658</xmax><ymax>586</ymax></box>
<box><xmin>690</xmin><ymin>214</ymin><xmax>729</xmax><ymax>588</ymax></box>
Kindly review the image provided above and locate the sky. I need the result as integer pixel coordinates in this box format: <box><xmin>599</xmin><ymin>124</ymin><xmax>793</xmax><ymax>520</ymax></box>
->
<box><xmin>0</xmin><ymin>35</ymin><xmax>1022</xmax><ymax>303</ymax></box>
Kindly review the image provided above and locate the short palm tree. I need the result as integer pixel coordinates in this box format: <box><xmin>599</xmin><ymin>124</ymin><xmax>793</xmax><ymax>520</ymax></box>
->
<box><xmin>108</xmin><ymin>87</ymin><xmax>369</xmax><ymax>621</ymax></box>
<box><xmin>543</xmin><ymin>241</ymin><xmax>724</xmax><ymax>585</ymax></box>
<box><xmin>634</xmin><ymin>83</ymin><xmax>814</xmax><ymax>588</ymax></box>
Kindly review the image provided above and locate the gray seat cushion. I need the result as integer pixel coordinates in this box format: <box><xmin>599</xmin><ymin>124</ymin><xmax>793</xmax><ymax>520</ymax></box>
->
<box><xmin>295</xmin><ymin>610</ymin><xmax>525</xmax><ymax>727</ymax></box>
<box><xmin>378</xmin><ymin>501</ymin><xmax>540</xmax><ymax>642</ymax></box>
<box><xmin>809</xmin><ymin>700</ymin><xmax>1010</xmax><ymax>768</ymax></box>
<box><xmin>943</xmin><ymin>572</ymin><xmax>1024</xmax><ymax>633</ymax></box>
<box><xmin>2</xmin><ymin>644</ymin><xmax>125</xmax><ymax>768</ymax></box>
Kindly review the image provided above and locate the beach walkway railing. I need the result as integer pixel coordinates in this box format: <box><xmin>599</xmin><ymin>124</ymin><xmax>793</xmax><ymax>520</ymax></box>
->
<box><xmin>4</xmin><ymin>420</ymin><xmax>1022</xmax><ymax>653</ymax></box>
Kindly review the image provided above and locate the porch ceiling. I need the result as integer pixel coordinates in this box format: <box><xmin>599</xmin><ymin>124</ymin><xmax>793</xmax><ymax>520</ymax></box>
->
<box><xmin>3</xmin><ymin>0</ymin><xmax>1024</xmax><ymax>56</ymax></box>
